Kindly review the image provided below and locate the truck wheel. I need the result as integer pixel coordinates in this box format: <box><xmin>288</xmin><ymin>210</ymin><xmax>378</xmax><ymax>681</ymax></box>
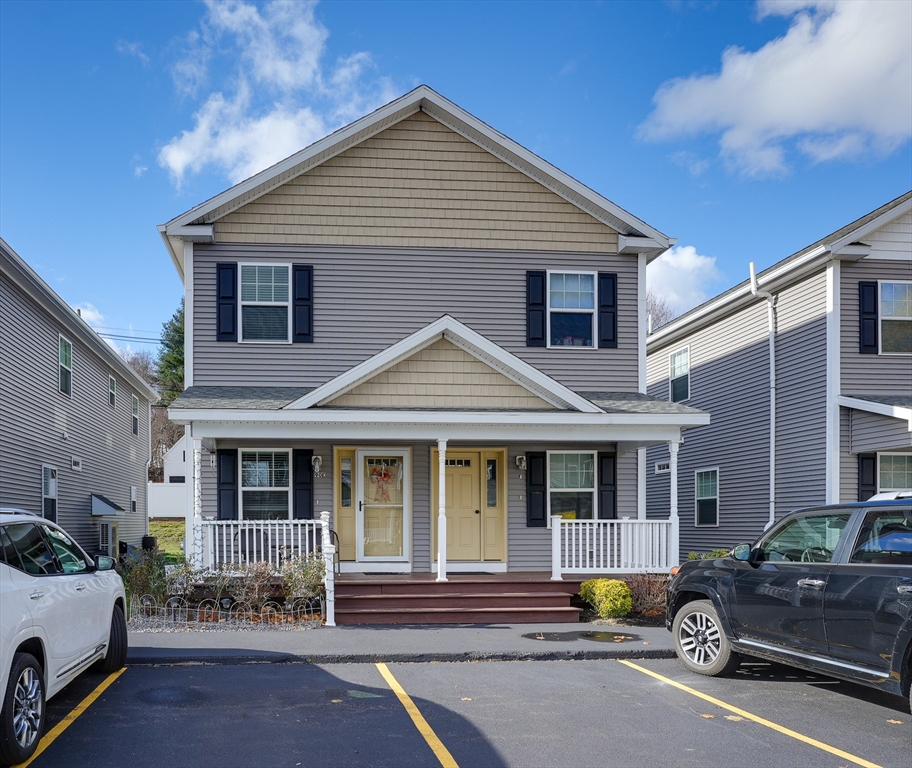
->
<box><xmin>673</xmin><ymin>599</ymin><xmax>741</xmax><ymax>676</ymax></box>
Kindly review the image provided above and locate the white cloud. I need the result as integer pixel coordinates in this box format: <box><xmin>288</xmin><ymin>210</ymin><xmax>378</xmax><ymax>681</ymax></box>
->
<box><xmin>73</xmin><ymin>302</ymin><xmax>105</xmax><ymax>328</ymax></box>
<box><xmin>669</xmin><ymin>150</ymin><xmax>711</xmax><ymax>177</ymax></box>
<box><xmin>646</xmin><ymin>246</ymin><xmax>725</xmax><ymax>315</ymax></box>
<box><xmin>116</xmin><ymin>40</ymin><xmax>150</xmax><ymax>67</ymax></box>
<box><xmin>159</xmin><ymin>0</ymin><xmax>398</xmax><ymax>187</ymax></box>
<box><xmin>639</xmin><ymin>1</ymin><xmax>912</xmax><ymax>176</ymax></box>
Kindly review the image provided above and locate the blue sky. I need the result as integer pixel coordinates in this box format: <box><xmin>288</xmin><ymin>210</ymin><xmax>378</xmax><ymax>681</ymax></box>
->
<box><xmin>1</xmin><ymin>0</ymin><xmax>910</xmax><ymax>350</ymax></box>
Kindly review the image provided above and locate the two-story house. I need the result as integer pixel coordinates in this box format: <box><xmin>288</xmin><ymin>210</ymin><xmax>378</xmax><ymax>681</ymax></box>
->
<box><xmin>645</xmin><ymin>192</ymin><xmax>912</xmax><ymax>560</ymax></box>
<box><xmin>159</xmin><ymin>86</ymin><xmax>708</xmax><ymax>623</ymax></box>
<box><xmin>0</xmin><ymin>238</ymin><xmax>158</xmax><ymax>557</ymax></box>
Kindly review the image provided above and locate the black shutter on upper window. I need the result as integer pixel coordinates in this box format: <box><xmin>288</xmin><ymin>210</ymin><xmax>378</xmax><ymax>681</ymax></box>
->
<box><xmin>292</xmin><ymin>265</ymin><xmax>314</xmax><ymax>343</ymax></box>
<box><xmin>598</xmin><ymin>273</ymin><xmax>618</xmax><ymax>348</ymax></box>
<box><xmin>526</xmin><ymin>452</ymin><xmax>547</xmax><ymax>527</ymax></box>
<box><xmin>216</xmin><ymin>263</ymin><xmax>238</xmax><ymax>342</ymax></box>
<box><xmin>293</xmin><ymin>449</ymin><xmax>314</xmax><ymax>520</ymax></box>
<box><xmin>859</xmin><ymin>281</ymin><xmax>878</xmax><ymax>354</ymax></box>
<box><xmin>598</xmin><ymin>453</ymin><xmax>617</xmax><ymax>519</ymax></box>
<box><xmin>526</xmin><ymin>271</ymin><xmax>546</xmax><ymax>347</ymax></box>
<box><xmin>217</xmin><ymin>449</ymin><xmax>238</xmax><ymax>520</ymax></box>
<box><xmin>858</xmin><ymin>453</ymin><xmax>877</xmax><ymax>501</ymax></box>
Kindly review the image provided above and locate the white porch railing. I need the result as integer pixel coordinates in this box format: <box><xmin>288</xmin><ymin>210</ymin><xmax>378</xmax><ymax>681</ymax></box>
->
<box><xmin>550</xmin><ymin>516</ymin><xmax>677</xmax><ymax>579</ymax></box>
<box><xmin>199</xmin><ymin>519</ymin><xmax>324</xmax><ymax>569</ymax></box>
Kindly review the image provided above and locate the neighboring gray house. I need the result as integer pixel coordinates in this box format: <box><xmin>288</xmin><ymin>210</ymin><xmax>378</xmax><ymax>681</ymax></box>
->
<box><xmin>158</xmin><ymin>86</ymin><xmax>708</xmax><ymax>623</ymax></box>
<box><xmin>645</xmin><ymin>192</ymin><xmax>912</xmax><ymax>560</ymax></box>
<box><xmin>0</xmin><ymin>237</ymin><xmax>158</xmax><ymax>556</ymax></box>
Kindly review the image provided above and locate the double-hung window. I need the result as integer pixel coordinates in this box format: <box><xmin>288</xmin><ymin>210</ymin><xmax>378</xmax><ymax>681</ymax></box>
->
<box><xmin>549</xmin><ymin>452</ymin><xmax>596</xmax><ymax>520</ymax></box>
<box><xmin>42</xmin><ymin>465</ymin><xmax>58</xmax><ymax>523</ymax></box>
<box><xmin>240</xmin><ymin>264</ymin><xmax>290</xmax><ymax>342</ymax></box>
<box><xmin>109</xmin><ymin>376</ymin><xmax>116</xmax><ymax>407</ymax></box>
<box><xmin>132</xmin><ymin>395</ymin><xmax>139</xmax><ymax>435</ymax></box>
<box><xmin>879</xmin><ymin>454</ymin><xmax>912</xmax><ymax>493</ymax></box>
<box><xmin>669</xmin><ymin>347</ymin><xmax>689</xmax><ymax>403</ymax></box>
<box><xmin>240</xmin><ymin>451</ymin><xmax>290</xmax><ymax>520</ymax></box>
<box><xmin>880</xmin><ymin>281</ymin><xmax>911</xmax><ymax>354</ymax></box>
<box><xmin>59</xmin><ymin>335</ymin><xmax>72</xmax><ymax>396</ymax></box>
<box><xmin>695</xmin><ymin>469</ymin><xmax>719</xmax><ymax>526</ymax></box>
<box><xmin>548</xmin><ymin>272</ymin><xmax>595</xmax><ymax>347</ymax></box>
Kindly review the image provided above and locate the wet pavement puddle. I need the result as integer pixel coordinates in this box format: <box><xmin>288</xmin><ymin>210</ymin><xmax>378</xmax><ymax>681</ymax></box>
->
<box><xmin>521</xmin><ymin>630</ymin><xmax>639</xmax><ymax>643</ymax></box>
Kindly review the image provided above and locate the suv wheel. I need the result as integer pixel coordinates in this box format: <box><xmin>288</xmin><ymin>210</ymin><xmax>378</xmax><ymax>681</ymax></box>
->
<box><xmin>673</xmin><ymin>599</ymin><xmax>741</xmax><ymax>676</ymax></box>
<box><xmin>95</xmin><ymin>605</ymin><xmax>128</xmax><ymax>673</ymax></box>
<box><xmin>0</xmin><ymin>653</ymin><xmax>46</xmax><ymax>766</ymax></box>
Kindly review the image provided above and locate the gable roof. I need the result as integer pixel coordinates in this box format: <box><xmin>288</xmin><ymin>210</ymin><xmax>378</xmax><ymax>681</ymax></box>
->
<box><xmin>648</xmin><ymin>190</ymin><xmax>912</xmax><ymax>351</ymax></box>
<box><xmin>159</xmin><ymin>85</ymin><xmax>671</xmax><ymax>280</ymax></box>
<box><xmin>0</xmin><ymin>237</ymin><xmax>159</xmax><ymax>402</ymax></box>
<box><xmin>285</xmin><ymin>315</ymin><xmax>603</xmax><ymax>413</ymax></box>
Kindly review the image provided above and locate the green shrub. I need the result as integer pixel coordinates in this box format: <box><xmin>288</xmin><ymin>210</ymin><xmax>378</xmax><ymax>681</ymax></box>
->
<box><xmin>122</xmin><ymin>550</ymin><xmax>169</xmax><ymax>606</ymax></box>
<box><xmin>580</xmin><ymin>578</ymin><xmax>632</xmax><ymax>619</ymax></box>
<box><xmin>686</xmin><ymin>548</ymin><xmax>730</xmax><ymax>560</ymax></box>
<box><xmin>280</xmin><ymin>551</ymin><xmax>326</xmax><ymax>604</ymax></box>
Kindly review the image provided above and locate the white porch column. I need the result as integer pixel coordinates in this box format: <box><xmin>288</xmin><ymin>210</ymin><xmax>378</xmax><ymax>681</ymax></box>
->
<box><xmin>320</xmin><ymin>511</ymin><xmax>336</xmax><ymax>627</ymax></box>
<box><xmin>436</xmin><ymin>439</ymin><xmax>448</xmax><ymax>582</ymax></box>
<box><xmin>668</xmin><ymin>440</ymin><xmax>680</xmax><ymax>567</ymax></box>
<box><xmin>190</xmin><ymin>437</ymin><xmax>203</xmax><ymax>569</ymax></box>
<box><xmin>550</xmin><ymin>515</ymin><xmax>563</xmax><ymax>580</ymax></box>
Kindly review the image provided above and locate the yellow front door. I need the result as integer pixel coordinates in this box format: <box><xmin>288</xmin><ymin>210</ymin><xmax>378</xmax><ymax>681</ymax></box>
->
<box><xmin>445</xmin><ymin>454</ymin><xmax>481</xmax><ymax>561</ymax></box>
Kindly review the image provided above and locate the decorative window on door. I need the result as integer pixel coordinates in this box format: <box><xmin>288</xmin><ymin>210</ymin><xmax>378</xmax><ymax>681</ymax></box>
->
<box><xmin>364</xmin><ymin>457</ymin><xmax>403</xmax><ymax>557</ymax></box>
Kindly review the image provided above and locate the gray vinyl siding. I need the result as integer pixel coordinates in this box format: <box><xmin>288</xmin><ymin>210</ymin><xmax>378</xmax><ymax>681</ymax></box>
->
<box><xmin>849</xmin><ymin>410</ymin><xmax>912</xmax><ymax>453</ymax></box>
<box><xmin>191</xmin><ymin>243</ymin><xmax>640</xmax><ymax>392</ymax></box>
<box><xmin>0</xmin><ymin>271</ymin><xmax>151</xmax><ymax>553</ymax></box>
<box><xmin>841</xmin><ymin>258</ymin><xmax>912</xmax><ymax>396</ymax></box>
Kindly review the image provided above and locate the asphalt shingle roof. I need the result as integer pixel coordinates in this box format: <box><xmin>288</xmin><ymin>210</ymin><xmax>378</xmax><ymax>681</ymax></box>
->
<box><xmin>844</xmin><ymin>394</ymin><xmax>912</xmax><ymax>410</ymax></box>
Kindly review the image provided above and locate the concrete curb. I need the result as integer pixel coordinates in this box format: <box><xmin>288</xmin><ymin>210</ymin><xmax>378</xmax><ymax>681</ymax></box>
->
<box><xmin>128</xmin><ymin>648</ymin><xmax>676</xmax><ymax>666</ymax></box>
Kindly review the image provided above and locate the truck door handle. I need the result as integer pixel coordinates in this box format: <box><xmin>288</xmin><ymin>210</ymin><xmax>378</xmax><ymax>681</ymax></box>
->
<box><xmin>797</xmin><ymin>579</ymin><xmax>825</xmax><ymax>589</ymax></box>
<box><xmin>29</xmin><ymin>591</ymin><xmax>44</xmax><ymax>600</ymax></box>
<box><xmin>897</xmin><ymin>585</ymin><xmax>912</xmax><ymax>595</ymax></box>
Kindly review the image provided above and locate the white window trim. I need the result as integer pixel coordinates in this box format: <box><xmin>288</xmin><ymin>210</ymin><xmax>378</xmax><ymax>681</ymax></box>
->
<box><xmin>58</xmin><ymin>334</ymin><xmax>72</xmax><ymax>397</ymax></box>
<box><xmin>546</xmin><ymin>449</ymin><xmax>598</xmax><ymax>528</ymax></box>
<box><xmin>669</xmin><ymin>346</ymin><xmax>690</xmax><ymax>403</ymax></box>
<box><xmin>41</xmin><ymin>464</ymin><xmax>58</xmax><ymax>520</ymax></box>
<box><xmin>132</xmin><ymin>395</ymin><xmax>139</xmax><ymax>436</ymax></box>
<box><xmin>694</xmin><ymin>467</ymin><xmax>719</xmax><ymax>528</ymax></box>
<box><xmin>654</xmin><ymin>461</ymin><xmax>670</xmax><ymax>474</ymax></box>
<box><xmin>239</xmin><ymin>448</ymin><xmax>292</xmax><ymax>521</ymax></box>
<box><xmin>109</xmin><ymin>375</ymin><xmax>116</xmax><ymax>408</ymax></box>
<box><xmin>878</xmin><ymin>280</ymin><xmax>912</xmax><ymax>356</ymax></box>
<box><xmin>545</xmin><ymin>270</ymin><xmax>598</xmax><ymax>350</ymax></box>
<box><xmin>355</xmin><ymin>447</ymin><xmax>411</xmax><ymax>562</ymax></box>
<box><xmin>877</xmin><ymin>452</ymin><xmax>912</xmax><ymax>493</ymax></box>
<box><xmin>238</xmin><ymin>262</ymin><xmax>292</xmax><ymax>344</ymax></box>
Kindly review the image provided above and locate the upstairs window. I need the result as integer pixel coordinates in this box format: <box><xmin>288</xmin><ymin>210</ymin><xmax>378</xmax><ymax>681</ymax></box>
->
<box><xmin>549</xmin><ymin>272</ymin><xmax>595</xmax><ymax>347</ymax></box>
<box><xmin>59</xmin><ymin>335</ymin><xmax>72</xmax><ymax>396</ymax></box>
<box><xmin>109</xmin><ymin>376</ymin><xmax>116</xmax><ymax>407</ymax></box>
<box><xmin>132</xmin><ymin>395</ymin><xmax>139</xmax><ymax>435</ymax></box>
<box><xmin>669</xmin><ymin>347</ymin><xmax>689</xmax><ymax>403</ymax></box>
<box><xmin>240</xmin><ymin>264</ymin><xmax>290</xmax><ymax>342</ymax></box>
<box><xmin>881</xmin><ymin>281</ymin><xmax>911</xmax><ymax>354</ymax></box>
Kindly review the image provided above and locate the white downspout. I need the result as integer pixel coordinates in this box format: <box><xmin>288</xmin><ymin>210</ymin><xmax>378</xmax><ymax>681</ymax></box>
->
<box><xmin>750</xmin><ymin>262</ymin><xmax>777</xmax><ymax>530</ymax></box>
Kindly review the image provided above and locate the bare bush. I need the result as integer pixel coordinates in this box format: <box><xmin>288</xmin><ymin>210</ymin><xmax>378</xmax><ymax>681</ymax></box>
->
<box><xmin>625</xmin><ymin>574</ymin><xmax>669</xmax><ymax>616</ymax></box>
<box><xmin>228</xmin><ymin>561</ymin><xmax>278</xmax><ymax>611</ymax></box>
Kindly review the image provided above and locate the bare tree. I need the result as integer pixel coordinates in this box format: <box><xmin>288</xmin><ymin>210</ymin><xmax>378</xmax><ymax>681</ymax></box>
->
<box><xmin>646</xmin><ymin>288</ymin><xmax>676</xmax><ymax>331</ymax></box>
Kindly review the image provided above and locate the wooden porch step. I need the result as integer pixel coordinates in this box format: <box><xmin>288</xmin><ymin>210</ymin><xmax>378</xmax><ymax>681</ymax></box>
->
<box><xmin>334</xmin><ymin>606</ymin><xmax>582</xmax><ymax>625</ymax></box>
<box><xmin>337</xmin><ymin>591</ymin><xmax>574</xmax><ymax>611</ymax></box>
<box><xmin>336</xmin><ymin>578</ymin><xmax>584</xmax><ymax>597</ymax></box>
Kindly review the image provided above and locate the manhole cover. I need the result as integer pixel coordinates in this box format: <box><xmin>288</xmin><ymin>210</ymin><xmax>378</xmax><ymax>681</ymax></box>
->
<box><xmin>521</xmin><ymin>630</ymin><xmax>638</xmax><ymax>643</ymax></box>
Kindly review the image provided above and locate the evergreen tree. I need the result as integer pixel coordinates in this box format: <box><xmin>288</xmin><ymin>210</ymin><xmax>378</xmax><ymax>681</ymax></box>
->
<box><xmin>156</xmin><ymin>299</ymin><xmax>184</xmax><ymax>406</ymax></box>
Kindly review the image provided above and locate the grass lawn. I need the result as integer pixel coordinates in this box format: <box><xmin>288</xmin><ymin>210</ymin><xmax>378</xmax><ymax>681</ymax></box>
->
<box><xmin>149</xmin><ymin>519</ymin><xmax>186</xmax><ymax>564</ymax></box>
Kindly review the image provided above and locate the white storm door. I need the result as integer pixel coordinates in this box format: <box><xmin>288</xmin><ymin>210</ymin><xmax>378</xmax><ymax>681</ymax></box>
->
<box><xmin>356</xmin><ymin>450</ymin><xmax>409</xmax><ymax>562</ymax></box>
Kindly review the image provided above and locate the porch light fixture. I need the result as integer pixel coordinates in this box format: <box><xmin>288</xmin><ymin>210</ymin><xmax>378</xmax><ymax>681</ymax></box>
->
<box><xmin>312</xmin><ymin>455</ymin><xmax>323</xmax><ymax>473</ymax></box>
<box><xmin>515</xmin><ymin>455</ymin><xmax>527</xmax><ymax>471</ymax></box>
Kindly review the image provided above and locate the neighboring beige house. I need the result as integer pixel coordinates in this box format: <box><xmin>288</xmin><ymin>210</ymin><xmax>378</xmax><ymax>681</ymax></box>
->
<box><xmin>159</xmin><ymin>86</ymin><xmax>708</xmax><ymax>623</ymax></box>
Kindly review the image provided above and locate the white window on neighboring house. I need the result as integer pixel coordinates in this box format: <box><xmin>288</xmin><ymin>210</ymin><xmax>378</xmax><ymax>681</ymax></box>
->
<box><xmin>109</xmin><ymin>376</ymin><xmax>116</xmax><ymax>407</ymax></box>
<box><xmin>240</xmin><ymin>264</ymin><xmax>291</xmax><ymax>342</ymax></box>
<box><xmin>695</xmin><ymin>469</ymin><xmax>719</xmax><ymax>527</ymax></box>
<box><xmin>669</xmin><ymin>347</ymin><xmax>689</xmax><ymax>403</ymax></box>
<box><xmin>132</xmin><ymin>395</ymin><xmax>139</xmax><ymax>435</ymax></box>
<box><xmin>240</xmin><ymin>451</ymin><xmax>290</xmax><ymax>520</ymax></box>
<box><xmin>548</xmin><ymin>452</ymin><xmax>596</xmax><ymax>521</ymax></box>
<box><xmin>59</xmin><ymin>335</ymin><xmax>72</xmax><ymax>396</ymax></box>
<box><xmin>880</xmin><ymin>281</ymin><xmax>912</xmax><ymax>354</ymax></box>
<box><xmin>130</xmin><ymin>486</ymin><xmax>137</xmax><ymax>513</ymax></box>
<box><xmin>42</xmin><ymin>465</ymin><xmax>58</xmax><ymax>523</ymax></box>
<box><xmin>548</xmin><ymin>272</ymin><xmax>596</xmax><ymax>347</ymax></box>
<box><xmin>879</xmin><ymin>454</ymin><xmax>912</xmax><ymax>492</ymax></box>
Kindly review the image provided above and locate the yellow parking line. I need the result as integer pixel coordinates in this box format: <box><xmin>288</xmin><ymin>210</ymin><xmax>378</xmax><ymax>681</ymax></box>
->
<box><xmin>376</xmin><ymin>662</ymin><xmax>459</xmax><ymax>768</ymax></box>
<box><xmin>17</xmin><ymin>668</ymin><xmax>126</xmax><ymax>768</ymax></box>
<box><xmin>617</xmin><ymin>660</ymin><xmax>882</xmax><ymax>768</ymax></box>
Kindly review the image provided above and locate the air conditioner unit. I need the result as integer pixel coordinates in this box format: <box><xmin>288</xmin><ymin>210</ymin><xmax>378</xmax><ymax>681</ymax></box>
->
<box><xmin>99</xmin><ymin>521</ymin><xmax>119</xmax><ymax>558</ymax></box>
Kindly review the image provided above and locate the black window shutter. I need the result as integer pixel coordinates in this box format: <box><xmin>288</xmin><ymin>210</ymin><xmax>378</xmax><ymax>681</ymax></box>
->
<box><xmin>598</xmin><ymin>273</ymin><xmax>618</xmax><ymax>348</ymax></box>
<box><xmin>526</xmin><ymin>271</ymin><xmax>546</xmax><ymax>347</ymax></box>
<box><xmin>858</xmin><ymin>453</ymin><xmax>877</xmax><ymax>501</ymax></box>
<box><xmin>293</xmin><ymin>449</ymin><xmax>314</xmax><ymax>519</ymax></box>
<box><xmin>598</xmin><ymin>453</ymin><xmax>617</xmax><ymax>519</ymax></box>
<box><xmin>526</xmin><ymin>452</ymin><xmax>547</xmax><ymax>527</ymax></box>
<box><xmin>216</xmin><ymin>263</ymin><xmax>238</xmax><ymax>342</ymax></box>
<box><xmin>859</xmin><ymin>281</ymin><xmax>878</xmax><ymax>354</ymax></box>
<box><xmin>217</xmin><ymin>449</ymin><xmax>238</xmax><ymax>520</ymax></box>
<box><xmin>292</xmin><ymin>265</ymin><xmax>314</xmax><ymax>343</ymax></box>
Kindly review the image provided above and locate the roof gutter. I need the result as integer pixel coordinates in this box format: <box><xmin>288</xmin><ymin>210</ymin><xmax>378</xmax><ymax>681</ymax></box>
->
<box><xmin>750</xmin><ymin>262</ymin><xmax>778</xmax><ymax>531</ymax></box>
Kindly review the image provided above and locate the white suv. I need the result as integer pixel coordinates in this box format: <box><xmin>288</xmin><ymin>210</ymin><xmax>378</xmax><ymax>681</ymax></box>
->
<box><xmin>0</xmin><ymin>510</ymin><xmax>127</xmax><ymax>766</ymax></box>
